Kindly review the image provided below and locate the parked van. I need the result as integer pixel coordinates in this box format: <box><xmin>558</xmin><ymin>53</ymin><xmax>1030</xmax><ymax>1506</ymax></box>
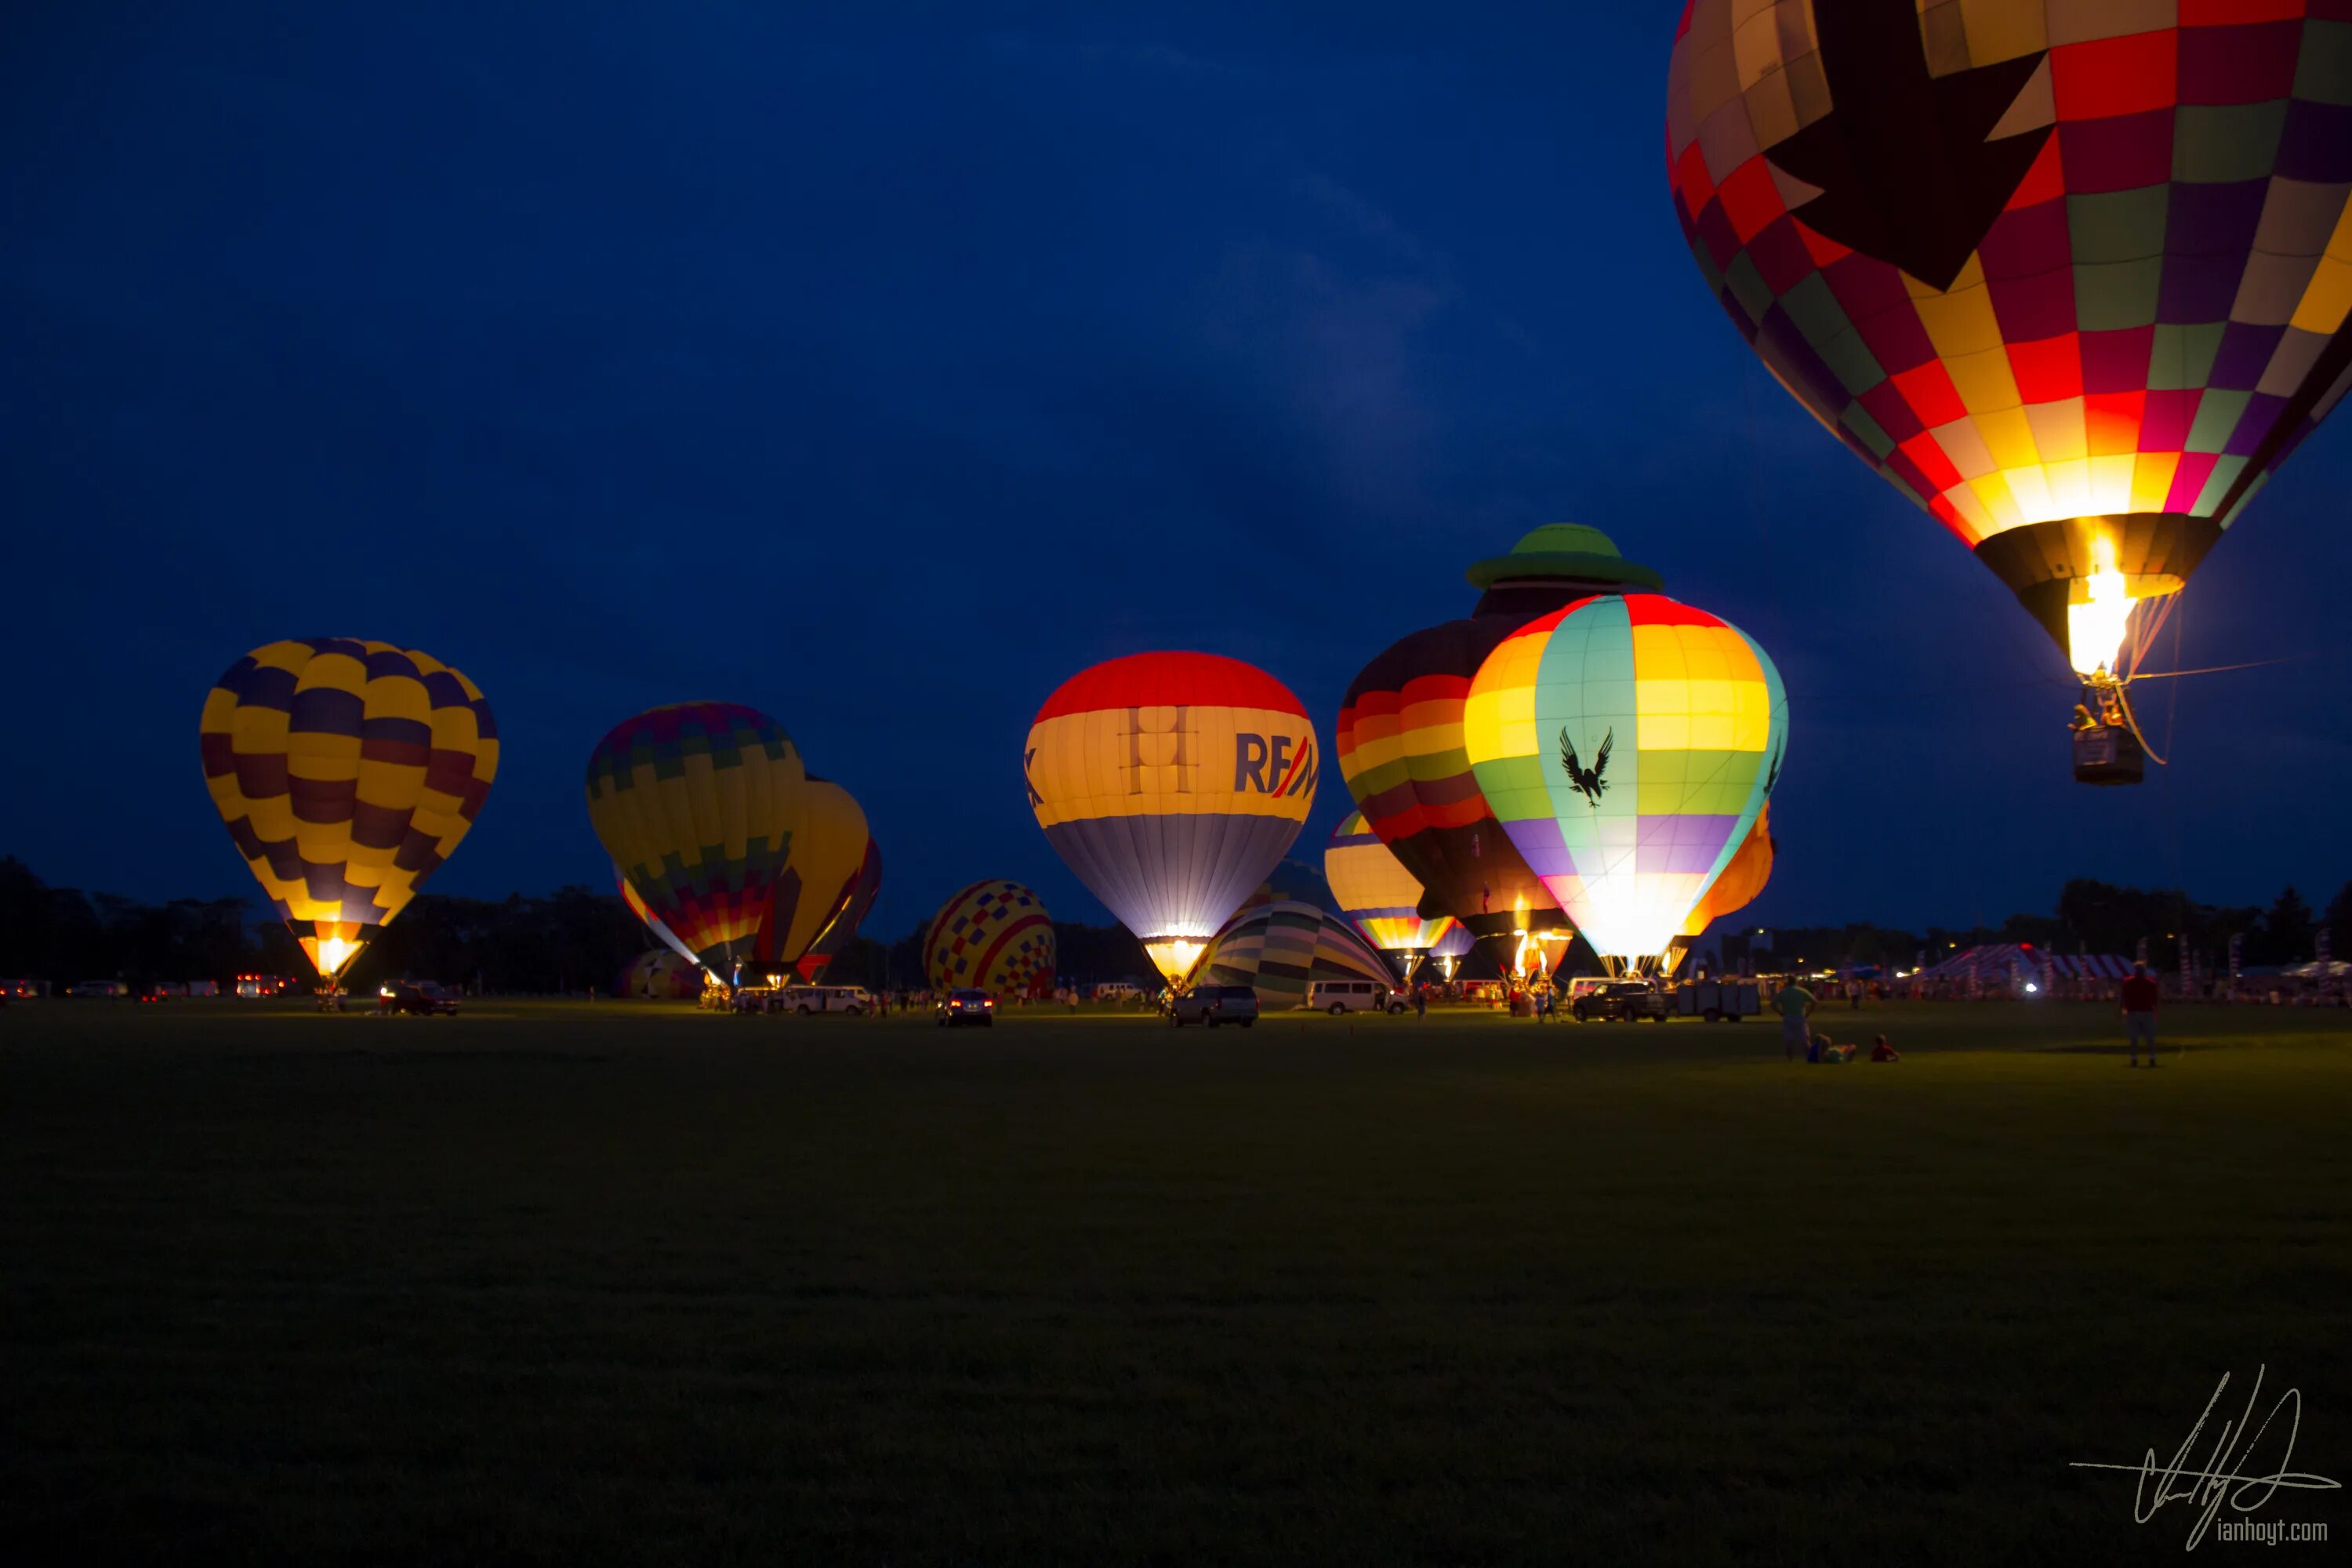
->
<box><xmin>1309</xmin><ymin>979</ymin><xmax>1400</xmax><ymax>1015</ymax></box>
<box><xmin>778</xmin><ymin>985</ymin><xmax>874</xmax><ymax>1015</ymax></box>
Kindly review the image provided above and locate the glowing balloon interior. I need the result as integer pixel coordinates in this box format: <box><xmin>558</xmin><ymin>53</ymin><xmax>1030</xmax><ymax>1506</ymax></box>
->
<box><xmin>1465</xmin><ymin>595</ymin><xmax>1788</xmax><ymax>968</ymax></box>
<box><xmin>201</xmin><ymin>638</ymin><xmax>498</xmax><ymax>980</ymax></box>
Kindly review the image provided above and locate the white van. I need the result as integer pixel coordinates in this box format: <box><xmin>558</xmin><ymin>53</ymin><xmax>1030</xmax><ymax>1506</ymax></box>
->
<box><xmin>778</xmin><ymin>985</ymin><xmax>874</xmax><ymax>1015</ymax></box>
<box><xmin>1309</xmin><ymin>979</ymin><xmax>1400</xmax><ymax>1015</ymax></box>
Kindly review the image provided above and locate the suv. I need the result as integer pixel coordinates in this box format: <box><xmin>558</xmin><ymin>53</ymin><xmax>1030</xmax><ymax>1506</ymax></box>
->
<box><xmin>1568</xmin><ymin>980</ymin><xmax>1669</xmax><ymax>1022</ymax></box>
<box><xmin>937</xmin><ymin>988</ymin><xmax>996</xmax><ymax>1027</ymax></box>
<box><xmin>1308</xmin><ymin>979</ymin><xmax>1400</xmax><ymax>1015</ymax></box>
<box><xmin>779</xmin><ymin>985</ymin><xmax>873</xmax><ymax>1015</ymax></box>
<box><xmin>377</xmin><ymin>980</ymin><xmax>461</xmax><ymax>1016</ymax></box>
<box><xmin>1167</xmin><ymin>985</ymin><xmax>1259</xmax><ymax>1029</ymax></box>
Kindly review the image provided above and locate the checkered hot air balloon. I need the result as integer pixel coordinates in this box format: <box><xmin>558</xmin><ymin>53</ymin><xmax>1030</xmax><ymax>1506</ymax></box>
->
<box><xmin>1465</xmin><ymin>595</ymin><xmax>1789</xmax><ymax>971</ymax></box>
<box><xmin>924</xmin><ymin>880</ymin><xmax>1056</xmax><ymax>998</ymax></box>
<box><xmin>1666</xmin><ymin>1</ymin><xmax>2352</xmax><ymax>688</ymax></box>
<box><xmin>586</xmin><ymin>703</ymin><xmax>804</xmax><ymax>971</ymax></box>
<box><xmin>201</xmin><ymin>638</ymin><xmax>497</xmax><ymax>982</ymax></box>
<box><xmin>1025</xmin><ymin>652</ymin><xmax>1316</xmax><ymax>989</ymax></box>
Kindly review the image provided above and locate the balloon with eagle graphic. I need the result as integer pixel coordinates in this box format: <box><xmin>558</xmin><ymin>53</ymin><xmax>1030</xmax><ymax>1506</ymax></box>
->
<box><xmin>1025</xmin><ymin>652</ymin><xmax>1317</xmax><ymax>989</ymax></box>
<box><xmin>1465</xmin><ymin>594</ymin><xmax>1788</xmax><ymax>973</ymax></box>
<box><xmin>200</xmin><ymin>638</ymin><xmax>498</xmax><ymax>982</ymax></box>
<box><xmin>1667</xmin><ymin>2</ymin><xmax>2352</xmax><ymax>779</ymax></box>
<box><xmin>1337</xmin><ymin>527</ymin><xmax>1658</xmax><ymax>966</ymax></box>
<box><xmin>924</xmin><ymin>879</ymin><xmax>1057</xmax><ymax>998</ymax></box>
<box><xmin>586</xmin><ymin>702</ymin><xmax>804</xmax><ymax>974</ymax></box>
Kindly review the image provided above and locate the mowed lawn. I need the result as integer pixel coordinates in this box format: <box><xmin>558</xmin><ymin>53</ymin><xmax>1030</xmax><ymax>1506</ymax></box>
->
<box><xmin>2</xmin><ymin>999</ymin><xmax>2346</xmax><ymax>1565</ymax></box>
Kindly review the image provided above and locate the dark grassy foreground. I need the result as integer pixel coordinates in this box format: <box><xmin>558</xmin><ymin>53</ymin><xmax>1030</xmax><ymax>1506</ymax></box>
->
<box><xmin>2</xmin><ymin>1000</ymin><xmax>2346</xmax><ymax>1565</ymax></box>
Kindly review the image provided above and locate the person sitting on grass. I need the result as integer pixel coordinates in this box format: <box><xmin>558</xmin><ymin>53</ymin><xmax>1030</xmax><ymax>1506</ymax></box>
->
<box><xmin>1808</xmin><ymin>1032</ymin><xmax>1853</xmax><ymax>1063</ymax></box>
<box><xmin>1870</xmin><ymin>1034</ymin><xmax>1900</xmax><ymax>1062</ymax></box>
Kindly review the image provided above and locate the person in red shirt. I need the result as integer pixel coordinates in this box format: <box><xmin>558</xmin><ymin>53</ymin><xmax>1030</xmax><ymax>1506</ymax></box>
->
<box><xmin>2119</xmin><ymin>963</ymin><xmax>2161</xmax><ymax>1067</ymax></box>
<box><xmin>1869</xmin><ymin>1034</ymin><xmax>1900</xmax><ymax>1062</ymax></box>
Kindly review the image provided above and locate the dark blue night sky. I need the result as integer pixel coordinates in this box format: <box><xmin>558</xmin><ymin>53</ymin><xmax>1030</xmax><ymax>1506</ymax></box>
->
<box><xmin>6</xmin><ymin>3</ymin><xmax>2348</xmax><ymax>942</ymax></box>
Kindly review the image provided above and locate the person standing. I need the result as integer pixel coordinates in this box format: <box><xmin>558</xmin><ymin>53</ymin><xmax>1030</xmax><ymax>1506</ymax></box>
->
<box><xmin>1773</xmin><ymin>976</ymin><xmax>1815</xmax><ymax>1062</ymax></box>
<box><xmin>2121</xmin><ymin>962</ymin><xmax>2161</xmax><ymax>1067</ymax></box>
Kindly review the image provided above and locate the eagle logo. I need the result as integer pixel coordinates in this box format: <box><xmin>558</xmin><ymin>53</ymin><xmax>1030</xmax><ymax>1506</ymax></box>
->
<box><xmin>1559</xmin><ymin>726</ymin><xmax>1612</xmax><ymax>808</ymax></box>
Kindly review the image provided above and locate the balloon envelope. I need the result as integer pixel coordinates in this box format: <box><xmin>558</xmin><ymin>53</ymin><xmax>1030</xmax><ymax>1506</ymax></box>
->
<box><xmin>924</xmin><ymin>879</ymin><xmax>1057</xmax><ymax>997</ymax></box>
<box><xmin>1465</xmin><ymin>594</ymin><xmax>1788</xmax><ymax>966</ymax></box>
<box><xmin>755</xmin><ymin>777</ymin><xmax>869</xmax><ymax>976</ymax></box>
<box><xmin>586</xmin><ymin>703</ymin><xmax>804</xmax><ymax>969</ymax></box>
<box><xmin>797</xmin><ymin>838</ymin><xmax>883</xmax><ymax>982</ymax></box>
<box><xmin>1324</xmin><ymin>810</ymin><xmax>1459</xmax><ymax>977</ymax></box>
<box><xmin>1200</xmin><ymin>898</ymin><xmax>1395</xmax><ymax>1011</ymax></box>
<box><xmin>1666</xmin><ymin>5</ymin><xmax>2352</xmax><ymax>670</ymax></box>
<box><xmin>201</xmin><ymin>637</ymin><xmax>497</xmax><ymax>979</ymax></box>
<box><xmin>1025</xmin><ymin>652</ymin><xmax>1316</xmax><ymax>985</ymax></box>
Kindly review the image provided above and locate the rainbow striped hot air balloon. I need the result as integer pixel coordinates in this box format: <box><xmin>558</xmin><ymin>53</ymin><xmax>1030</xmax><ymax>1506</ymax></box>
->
<box><xmin>1465</xmin><ymin>594</ymin><xmax>1788</xmax><ymax>971</ymax></box>
<box><xmin>1025</xmin><ymin>652</ymin><xmax>1316</xmax><ymax>988</ymax></box>
<box><xmin>1323</xmin><ymin>810</ymin><xmax>1460</xmax><ymax>982</ymax></box>
<box><xmin>201</xmin><ymin>638</ymin><xmax>498</xmax><ymax>982</ymax></box>
<box><xmin>586</xmin><ymin>703</ymin><xmax>805</xmax><ymax>973</ymax></box>
<box><xmin>924</xmin><ymin>880</ymin><xmax>1056</xmax><ymax>998</ymax></box>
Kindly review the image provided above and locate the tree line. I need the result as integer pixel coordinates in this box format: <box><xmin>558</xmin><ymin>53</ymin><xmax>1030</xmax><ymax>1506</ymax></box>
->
<box><xmin>5</xmin><ymin>856</ymin><xmax>2343</xmax><ymax>993</ymax></box>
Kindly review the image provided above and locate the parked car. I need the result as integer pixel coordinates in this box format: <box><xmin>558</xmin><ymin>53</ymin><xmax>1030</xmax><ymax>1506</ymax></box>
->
<box><xmin>1167</xmin><ymin>985</ymin><xmax>1259</xmax><ymax>1028</ymax></box>
<box><xmin>135</xmin><ymin>983</ymin><xmax>172</xmax><ymax>1004</ymax></box>
<box><xmin>1568</xmin><ymin>979</ymin><xmax>1670</xmax><ymax>1022</ymax></box>
<box><xmin>377</xmin><ymin>980</ymin><xmax>461</xmax><ymax>1016</ymax></box>
<box><xmin>67</xmin><ymin>980</ymin><xmax>129</xmax><ymax>998</ymax></box>
<box><xmin>1308</xmin><ymin>978</ymin><xmax>1401</xmax><ymax>1015</ymax></box>
<box><xmin>937</xmin><ymin>988</ymin><xmax>996</xmax><ymax>1028</ymax></box>
<box><xmin>0</xmin><ymin>978</ymin><xmax>43</xmax><ymax>999</ymax></box>
<box><xmin>779</xmin><ymin>985</ymin><xmax>874</xmax><ymax>1015</ymax></box>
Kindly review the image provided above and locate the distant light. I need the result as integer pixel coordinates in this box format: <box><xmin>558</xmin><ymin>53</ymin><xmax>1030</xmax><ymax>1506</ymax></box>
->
<box><xmin>2024</xmin><ymin>982</ymin><xmax>2039</xmax><ymax>994</ymax></box>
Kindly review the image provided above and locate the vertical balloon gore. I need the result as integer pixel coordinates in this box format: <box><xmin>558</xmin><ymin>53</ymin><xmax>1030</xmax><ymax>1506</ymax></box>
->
<box><xmin>201</xmin><ymin>638</ymin><xmax>498</xmax><ymax>982</ymax></box>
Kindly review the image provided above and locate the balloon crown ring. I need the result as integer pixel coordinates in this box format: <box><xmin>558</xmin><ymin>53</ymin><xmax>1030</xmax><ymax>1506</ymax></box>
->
<box><xmin>1465</xmin><ymin>524</ymin><xmax>1663</xmax><ymax>593</ymax></box>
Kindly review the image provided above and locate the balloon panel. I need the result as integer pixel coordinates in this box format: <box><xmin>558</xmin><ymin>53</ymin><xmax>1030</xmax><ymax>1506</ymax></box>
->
<box><xmin>1666</xmin><ymin>2</ymin><xmax>2352</xmax><ymax>588</ymax></box>
<box><xmin>798</xmin><ymin>839</ymin><xmax>884</xmax><ymax>981</ymax></box>
<box><xmin>1026</xmin><ymin>652</ymin><xmax>1315</xmax><ymax>952</ymax></box>
<box><xmin>1337</xmin><ymin>619</ymin><xmax>1563</xmax><ymax>937</ymax></box>
<box><xmin>1466</xmin><ymin>595</ymin><xmax>1788</xmax><ymax>963</ymax></box>
<box><xmin>201</xmin><ymin>637</ymin><xmax>498</xmax><ymax>977</ymax></box>
<box><xmin>617</xmin><ymin>864</ymin><xmax>702</xmax><ymax>969</ymax></box>
<box><xmin>1680</xmin><ymin>804</ymin><xmax>1775</xmax><ymax>938</ymax></box>
<box><xmin>1325</xmin><ymin>810</ymin><xmax>1459</xmax><ymax>956</ymax></box>
<box><xmin>757</xmin><ymin>778</ymin><xmax>869</xmax><ymax>971</ymax></box>
<box><xmin>585</xmin><ymin>702</ymin><xmax>803</xmax><ymax>966</ymax></box>
<box><xmin>924</xmin><ymin>879</ymin><xmax>1057</xmax><ymax>996</ymax></box>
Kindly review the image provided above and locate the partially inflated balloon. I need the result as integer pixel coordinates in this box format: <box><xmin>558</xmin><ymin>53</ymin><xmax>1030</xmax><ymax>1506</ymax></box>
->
<box><xmin>1465</xmin><ymin>595</ymin><xmax>1788</xmax><ymax>968</ymax></box>
<box><xmin>1324</xmin><ymin>810</ymin><xmax>1459</xmax><ymax>981</ymax></box>
<box><xmin>797</xmin><ymin>840</ymin><xmax>882</xmax><ymax>982</ymax></box>
<box><xmin>1025</xmin><ymin>652</ymin><xmax>1316</xmax><ymax>986</ymax></box>
<box><xmin>754</xmin><ymin>777</ymin><xmax>868</xmax><ymax>978</ymax></box>
<box><xmin>1200</xmin><ymin>899</ymin><xmax>1394</xmax><ymax>1011</ymax></box>
<box><xmin>1339</xmin><ymin>528</ymin><xmax>1659</xmax><ymax>951</ymax></box>
<box><xmin>924</xmin><ymin>879</ymin><xmax>1057</xmax><ymax>998</ymax></box>
<box><xmin>1677</xmin><ymin>804</ymin><xmax>1775</xmax><ymax>940</ymax></box>
<box><xmin>201</xmin><ymin>638</ymin><xmax>497</xmax><ymax>980</ymax></box>
<box><xmin>1667</xmin><ymin>3</ymin><xmax>2352</xmax><ymax>678</ymax></box>
<box><xmin>619</xmin><ymin>948</ymin><xmax>700</xmax><ymax>999</ymax></box>
<box><xmin>586</xmin><ymin>703</ymin><xmax>804</xmax><ymax>969</ymax></box>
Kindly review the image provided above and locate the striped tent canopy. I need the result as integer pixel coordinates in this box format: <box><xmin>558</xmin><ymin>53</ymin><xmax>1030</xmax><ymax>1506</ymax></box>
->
<box><xmin>1917</xmin><ymin>943</ymin><xmax>2130</xmax><ymax>981</ymax></box>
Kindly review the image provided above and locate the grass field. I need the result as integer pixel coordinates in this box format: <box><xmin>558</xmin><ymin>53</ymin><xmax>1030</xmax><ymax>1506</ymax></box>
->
<box><xmin>2</xmin><ymin>998</ymin><xmax>2346</xmax><ymax>1564</ymax></box>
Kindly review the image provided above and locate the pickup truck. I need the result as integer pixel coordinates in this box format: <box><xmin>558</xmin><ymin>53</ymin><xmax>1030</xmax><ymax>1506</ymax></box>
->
<box><xmin>1566</xmin><ymin>980</ymin><xmax>1671</xmax><ymax>1022</ymax></box>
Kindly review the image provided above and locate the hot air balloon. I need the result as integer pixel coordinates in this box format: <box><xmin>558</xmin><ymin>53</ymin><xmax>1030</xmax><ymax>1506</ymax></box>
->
<box><xmin>1427</xmin><ymin>923</ymin><xmax>1475</xmax><ymax>981</ymax></box>
<box><xmin>200</xmin><ymin>638</ymin><xmax>497</xmax><ymax>984</ymax></box>
<box><xmin>1465</xmin><ymin>593</ymin><xmax>1789</xmax><ymax>973</ymax></box>
<box><xmin>1324</xmin><ymin>810</ymin><xmax>1461</xmax><ymax>983</ymax></box>
<box><xmin>1666</xmin><ymin>3</ymin><xmax>2352</xmax><ymax>781</ymax></box>
<box><xmin>586</xmin><ymin>703</ymin><xmax>804</xmax><ymax>975</ymax></box>
<box><xmin>1338</xmin><ymin>526</ymin><xmax>1657</xmax><ymax>963</ymax></box>
<box><xmin>1668</xmin><ymin>803</ymin><xmax>1776</xmax><ymax>974</ymax></box>
<box><xmin>753</xmin><ymin>776</ymin><xmax>869</xmax><ymax>982</ymax></box>
<box><xmin>924</xmin><ymin>879</ymin><xmax>1058</xmax><ymax>998</ymax></box>
<box><xmin>797</xmin><ymin>840</ymin><xmax>883</xmax><ymax>982</ymax></box>
<box><xmin>1025</xmin><ymin>652</ymin><xmax>1316</xmax><ymax>989</ymax></box>
<box><xmin>619</xmin><ymin>948</ymin><xmax>701</xmax><ymax>999</ymax></box>
<box><xmin>1198</xmin><ymin>898</ymin><xmax>1396</xmax><ymax>1012</ymax></box>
